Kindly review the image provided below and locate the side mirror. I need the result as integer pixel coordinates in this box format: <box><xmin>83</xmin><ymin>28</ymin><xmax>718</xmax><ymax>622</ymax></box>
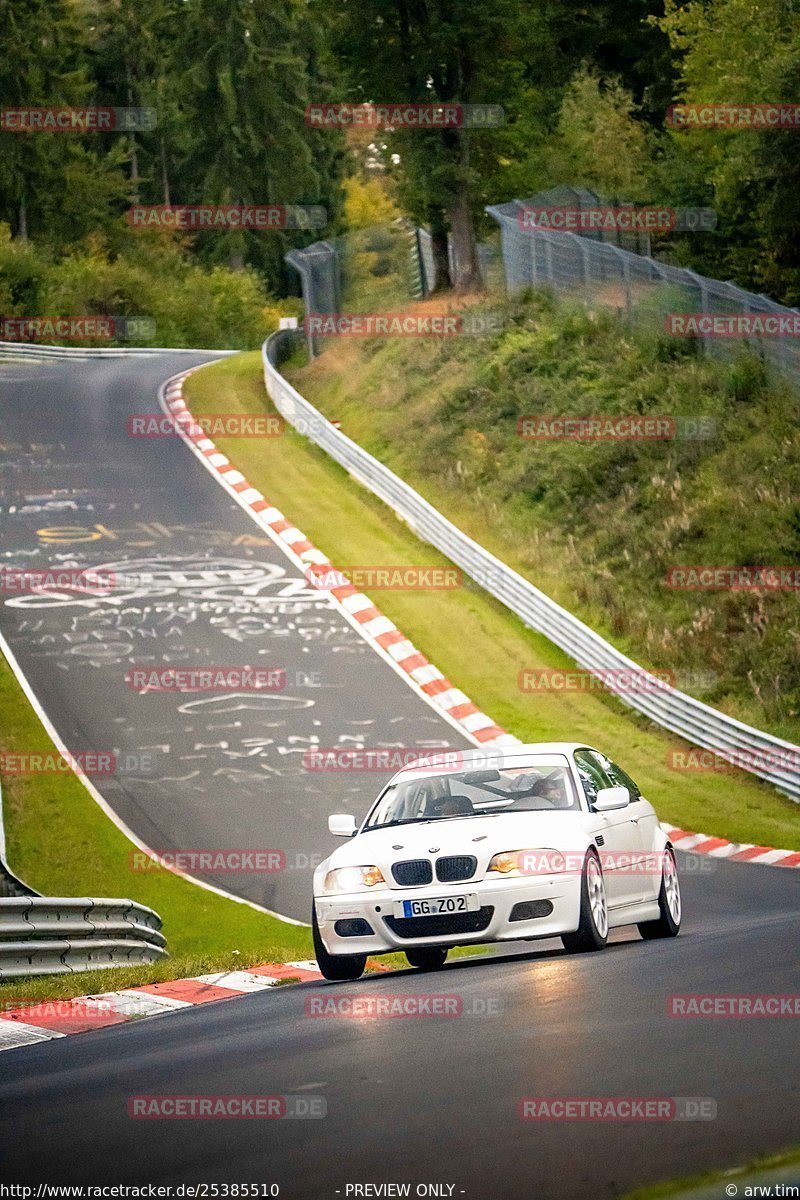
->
<box><xmin>328</xmin><ymin>813</ymin><xmax>357</xmax><ymax>837</ymax></box>
<box><xmin>594</xmin><ymin>786</ymin><xmax>630</xmax><ymax>813</ymax></box>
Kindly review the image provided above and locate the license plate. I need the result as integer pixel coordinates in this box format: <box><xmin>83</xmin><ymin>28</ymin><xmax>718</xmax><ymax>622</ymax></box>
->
<box><xmin>394</xmin><ymin>894</ymin><xmax>479</xmax><ymax>919</ymax></box>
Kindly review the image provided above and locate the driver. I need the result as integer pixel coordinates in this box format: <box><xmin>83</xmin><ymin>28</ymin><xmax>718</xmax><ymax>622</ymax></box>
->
<box><xmin>428</xmin><ymin>794</ymin><xmax>467</xmax><ymax>818</ymax></box>
<box><xmin>532</xmin><ymin>774</ymin><xmax>570</xmax><ymax>808</ymax></box>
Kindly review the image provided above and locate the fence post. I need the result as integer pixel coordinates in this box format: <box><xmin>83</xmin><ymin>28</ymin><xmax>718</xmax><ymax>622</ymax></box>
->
<box><xmin>683</xmin><ymin>269</ymin><xmax>712</xmax><ymax>356</ymax></box>
<box><xmin>607</xmin><ymin>243</ymin><xmax>632</xmax><ymax>319</ymax></box>
<box><xmin>285</xmin><ymin>249</ymin><xmax>316</xmax><ymax>360</ymax></box>
<box><xmin>285</xmin><ymin>241</ymin><xmax>340</xmax><ymax>360</ymax></box>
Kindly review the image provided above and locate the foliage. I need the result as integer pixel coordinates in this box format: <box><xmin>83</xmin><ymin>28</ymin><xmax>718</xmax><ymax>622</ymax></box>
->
<box><xmin>0</xmin><ymin>230</ymin><xmax>292</xmax><ymax>347</ymax></box>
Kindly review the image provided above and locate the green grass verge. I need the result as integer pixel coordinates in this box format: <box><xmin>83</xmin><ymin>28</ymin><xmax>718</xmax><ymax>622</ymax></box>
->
<box><xmin>0</xmin><ymin>647</ymin><xmax>316</xmax><ymax>1005</ymax></box>
<box><xmin>185</xmin><ymin>351</ymin><xmax>799</xmax><ymax>851</ymax></box>
<box><xmin>621</xmin><ymin>1146</ymin><xmax>800</xmax><ymax>1199</ymax></box>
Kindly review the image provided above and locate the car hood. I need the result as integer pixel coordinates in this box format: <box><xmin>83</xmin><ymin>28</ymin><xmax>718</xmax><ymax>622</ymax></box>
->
<box><xmin>319</xmin><ymin>810</ymin><xmax>592</xmax><ymax>884</ymax></box>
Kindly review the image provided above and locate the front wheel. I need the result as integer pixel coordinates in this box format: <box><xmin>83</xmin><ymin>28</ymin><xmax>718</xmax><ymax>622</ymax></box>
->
<box><xmin>561</xmin><ymin>850</ymin><xmax>608</xmax><ymax>953</ymax></box>
<box><xmin>405</xmin><ymin>947</ymin><xmax>448</xmax><ymax>971</ymax></box>
<box><xmin>638</xmin><ymin>846</ymin><xmax>681</xmax><ymax>940</ymax></box>
<box><xmin>312</xmin><ymin>904</ymin><xmax>367</xmax><ymax>981</ymax></box>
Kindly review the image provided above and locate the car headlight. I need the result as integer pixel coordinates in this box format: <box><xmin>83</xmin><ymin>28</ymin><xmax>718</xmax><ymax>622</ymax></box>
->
<box><xmin>323</xmin><ymin>865</ymin><xmax>385</xmax><ymax>893</ymax></box>
<box><xmin>488</xmin><ymin>849</ymin><xmax>566</xmax><ymax>876</ymax></box>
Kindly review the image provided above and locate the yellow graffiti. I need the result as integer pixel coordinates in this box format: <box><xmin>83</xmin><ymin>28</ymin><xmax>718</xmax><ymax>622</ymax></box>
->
<box><xmin>35</xmin><ymin>523</ymin><xmax>273</xmax><ymax>546</ymax></box>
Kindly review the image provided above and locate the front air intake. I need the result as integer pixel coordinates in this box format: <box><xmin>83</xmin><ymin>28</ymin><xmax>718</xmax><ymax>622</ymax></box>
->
<box><xmin>391</xmin><ymin>859</ymin><xmax>433</xmax><ymax>886</ymax></box>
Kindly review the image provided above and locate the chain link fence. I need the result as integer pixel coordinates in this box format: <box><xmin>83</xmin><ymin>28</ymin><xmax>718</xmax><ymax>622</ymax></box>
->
<box><xmin>286</xmin><ymin>221</ymin><xmax>505</xmax><ymax>357</ymax></box>
<box><xmin>285</xmin><ymin>188</ymin><xmax>800</xmax><ymax>381</ymax></box>
<box><xmin>486</xmin><ymin>198</ymin><xmax>800</xmax><ymax>383</ymax></box>
<box><xmin>286</xmin><ymin>221</ymin><xmax>428</xmax><ymax>357</ymax></box>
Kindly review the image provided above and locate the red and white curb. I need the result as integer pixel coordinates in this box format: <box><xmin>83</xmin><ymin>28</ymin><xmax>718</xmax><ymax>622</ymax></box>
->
<box><xmin>161</xmin><ymin>370</ymin><xmax>516</xmax><ymax>749</ymax></box>
<box><xmin>0</xmin><ymin>961</ymin><xmax>324</xmax><ymax>1053</ymax></box>
<box><xmin>661</xmin><ymin>823</ymin><xmax>800</xmax><ymax>868</ymax></box>
<box><xmin>160</xmin><ymin>370</ymin><xmax>800</xmax><ymax>872</ymax></box>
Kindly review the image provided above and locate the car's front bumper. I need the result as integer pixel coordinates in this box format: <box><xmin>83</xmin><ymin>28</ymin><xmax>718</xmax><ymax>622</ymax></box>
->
<box><xmin>314</xmin><ymin>872</ymin><xmax>582</xmax><ymax>956</ymax></box>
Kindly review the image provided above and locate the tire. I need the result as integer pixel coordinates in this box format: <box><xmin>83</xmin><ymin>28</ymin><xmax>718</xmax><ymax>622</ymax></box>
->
<box><xmin>405</xmin><ymin>947</ymin><xmax>448</xmax><ymax>971</ymax></box>
<box><xmin>638</xmin><ymin>845</ymin><xmax>681</xmax><ymax>940</ymax></box>
<box><xmin>312</xmin><ymin>904</ymin><xmax>367</xmax><ymax>981</ymax></box>
<box><xmin>561</xmin><ymin>850</ymin><xmax>608</xmax><ymax>953</ymax></box>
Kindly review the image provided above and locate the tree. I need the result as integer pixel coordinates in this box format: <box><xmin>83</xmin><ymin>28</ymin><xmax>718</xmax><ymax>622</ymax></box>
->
<box><xmin>656</xmin><ymin>0</ymin><xmax>800</xmax><ymax>303</ymax></box>
<box><xmin>174</xmin><ymin>0</ymin><xmax>339</xmax><ymax>275</ymax></box>
<box><xmin>538</xmin><ymin>67</ymin><xmax>652</xmax><ymax>200</ymax></box>
<box><xmin>88</xmin><ymin>0</ymin><xmax>184</xmax><ymax>206</ymax></box>
<box><xmin>0</xmin><ymin>0</ymin><xmax>126</xmax><ymax>244</ymax></box>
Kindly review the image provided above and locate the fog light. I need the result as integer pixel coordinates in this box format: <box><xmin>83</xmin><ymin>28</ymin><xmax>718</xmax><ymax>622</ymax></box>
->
<box><xmin>334</xmin><ymin>918</ymin><xmax>373</xmax><ymax>937</ymax></box>
<box><xmin>509</xmin><ymin>900</ymin><xmax>553</xmax><ymax>922</ymax></box>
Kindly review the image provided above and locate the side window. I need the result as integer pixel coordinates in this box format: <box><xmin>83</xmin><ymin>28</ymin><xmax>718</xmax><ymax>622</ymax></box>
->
<box><xmin>588</xmin><ymin>749</ymin><xmax>641</xmax><ymax>801</ymax></box>
<box><xmin>574</xmin><ymin>749</ymin><xmax>614</xmax><ymax>807</ymax></box>
<box><xmin>604</xmin><ymin>758</ymin><xmax>642</xmax><ymax>801</ymax></box>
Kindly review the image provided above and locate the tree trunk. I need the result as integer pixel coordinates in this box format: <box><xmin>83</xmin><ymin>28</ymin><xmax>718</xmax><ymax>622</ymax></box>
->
<box><xmin>130</xmin><ymin>134</ymin><xmax>140</xmax><ymax>203</ymax></box>
<box><xmin>18</xmin><ymin>197</ymin><xmax>27</xmax><ymax>240</ymax></box>
<box><xmin>126</xmin><ymin>64</ymin><xmax>140</xmax><ymax>203</ymax></box>
<box><xmin>160</xmin><ymin>139</ymin><xmax>171</xmax><ymax>206</ymax></box>
<box><xmin>447</xmin><ymin>189</ymin><xmax>481</xmax><ymax>291</ymax></box>
<box><xmin>429</xmin><ymin>211</ymin><xmax>452</xmax><ymax>292</ymax></box>
<box><xmin>228</xmin><ymin>232</ymin><xmax>245</xmax><ymax>271</ymax></box>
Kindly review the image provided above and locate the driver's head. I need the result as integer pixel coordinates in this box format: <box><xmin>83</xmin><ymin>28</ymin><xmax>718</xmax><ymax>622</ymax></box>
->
<box><xmin>437</xmin><ymin>796</ymin><xmax>462</xmax><ymax>817</ymax></box>
<box><xmin>535</xmin><ymin>775</ymin><xmax>568</xmax><ymax>805</ymax></box>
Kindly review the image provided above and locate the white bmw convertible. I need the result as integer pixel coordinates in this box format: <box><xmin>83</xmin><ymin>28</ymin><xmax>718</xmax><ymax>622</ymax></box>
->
<box><xmin>312</xmin><ymin>743</ymin><xmax>681</xmax><ymax>980</ymax></box>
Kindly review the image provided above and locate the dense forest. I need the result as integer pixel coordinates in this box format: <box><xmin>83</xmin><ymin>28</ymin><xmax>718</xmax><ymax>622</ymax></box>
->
<box><xmin>1</xmin><ymin>0</ymin><xmax>798</xmax><ymax>329</ymax></box>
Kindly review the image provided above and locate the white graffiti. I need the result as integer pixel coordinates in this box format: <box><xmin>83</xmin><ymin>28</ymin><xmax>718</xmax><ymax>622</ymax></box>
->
<box><xmin>176</xmin><ymin>693</ymin><xmax>316</xmax><ymax>715</ymax></box>
<box><xmin>3</xmin><ymin>556</ymin><xmax>324</xmax><ymax>610</ymax></box>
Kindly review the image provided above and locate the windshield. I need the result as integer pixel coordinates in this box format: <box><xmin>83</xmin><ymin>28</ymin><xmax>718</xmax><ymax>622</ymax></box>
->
<box><xmin>363</xmin><ymin>757</ymin><xmax>580</xmax><ymax>830</ymax></box>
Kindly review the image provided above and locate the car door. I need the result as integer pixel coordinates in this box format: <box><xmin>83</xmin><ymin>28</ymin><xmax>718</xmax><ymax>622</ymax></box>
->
<box><xmin>597</xmin><ymin>753</ymin><xmax>662</xmax><ymax>902</ymax></box>
<box><xmin>573</xmin><ymin>749</ymin><xmax>643</xmax><ymax>906</ymax></box>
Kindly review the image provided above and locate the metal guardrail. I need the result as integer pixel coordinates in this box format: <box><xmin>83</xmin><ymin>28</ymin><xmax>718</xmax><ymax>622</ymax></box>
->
<box><xmin>0</xmin><ymin>898</ymin><xmax>167</xmax><ymax>980</ymax></box>
<box><xmin>263</xmin><ymin>330</ymin><xmax>800</xmax><ymax>802</ymax></box>
<box><xmin>0</xmin><ymin>341</ymin><xmax>237</xmax><ymax>359</ymax></box>
<box><xmin>0</xmin><ymin>742</ymin><xmax>166</xmax><ymax>977</ymax></box>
